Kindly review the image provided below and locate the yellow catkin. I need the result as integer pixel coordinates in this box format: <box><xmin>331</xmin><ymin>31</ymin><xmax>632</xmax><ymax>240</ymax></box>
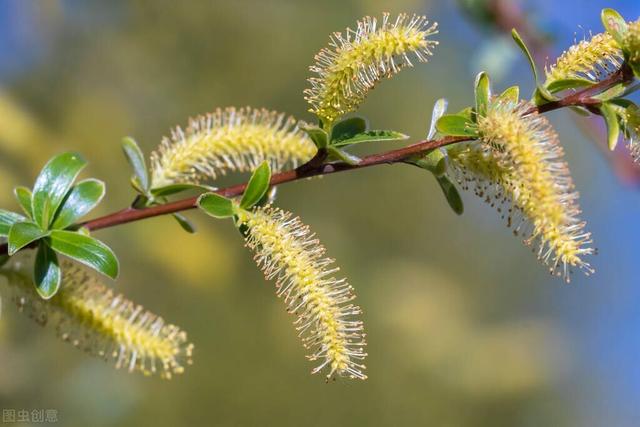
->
<box><xmin>544</xmin><ymin>32</ymin><xmax>623</xmax><ymax>88</ymax></box>
<box><xmin>238</xmin><ymin>206</ymin><xmax>367</xmax><ymax>380</ymax></box>
<box><xmin>447</xmin><ymin>99</ymin><xmax>594</xmax><ymax>282</ymax></box>
<box><xmin>305</xmin><ymin>13</ymin><xmax>438</xmax><ymax>125</ymax></box>
<box><xmin>622</xmin><ymin>20</ymin><xmax>640</xmax><ymax>65</ymax></box>
<box><xmin>0</xmin><ymin>257</ymin><xmax>193</xmax><ymax>379</ymax></box>
<box><xmin>150</xmin><ymin>107</ymin><xmax>316</xmax><ymax>189</ymax></box>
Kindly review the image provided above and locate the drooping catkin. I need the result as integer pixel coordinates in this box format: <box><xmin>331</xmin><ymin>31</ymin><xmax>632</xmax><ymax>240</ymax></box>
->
<box><xmin>0</xmin><ymin>256</ymin><xmax>193</xmax><ymax>379</ymax></box>
<box><xmin>237</xmin><ymin>206</ymin><xmax>367</xmax><ymax>380</ymax></box>
<box><xmin>544</xmin><ymin>32</ymin><xmax>623</xmax><ymax>88</ymax></box>
<box><xmin>447</xmin><ymin>99</ymin><xmax>594</xmax><ymax>282</ymax></box>
<box><xmin>305</xmin><ymin>13</ymin><xmax>438</xmax><ymax>125</ymax></box>
<box><xmin>150</xmin><ymin>107</ymin><xmax>316</xmax><ymax>189</ymax></box>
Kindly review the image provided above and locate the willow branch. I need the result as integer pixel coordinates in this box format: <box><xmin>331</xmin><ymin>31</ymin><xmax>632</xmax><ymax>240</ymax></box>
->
<box><xmin>0</xmin><ymin>67</ymin><xmax>633</xmax><ymax>257</ymax></box>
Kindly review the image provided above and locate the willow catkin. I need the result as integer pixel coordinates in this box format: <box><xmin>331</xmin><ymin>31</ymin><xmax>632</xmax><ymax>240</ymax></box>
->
<box><xmin>447</xmin><ymin>99</ymin><xmax>594</xmax><ymax>282</ymax></box>
<box><xmin>0</xmin><ymin>256</ymin><xmax>193</xmax><ymax>379</ymax></box>
<box><xmin>305</xmin><ymin>13</ymin><xmax>438</xmax><ymax>125</ymax></box>
<box><xmin>150</xmin><ymin>107</ymin><xmax>316</xmax><ymax>189</ymax></box>
<box><xmin>544</xmin><ymin>31</ymin><xmax>623</xmax><ymax>89</ymax></box>
<box><xmin>237</xmin><ymin>206</ymin><xmax>367</xmax><ymax>380</ymax></box>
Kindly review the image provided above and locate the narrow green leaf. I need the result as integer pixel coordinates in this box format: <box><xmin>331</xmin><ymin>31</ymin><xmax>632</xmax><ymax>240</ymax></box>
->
<box><xmin>34</xmin><ymin>243</ymin><xmax>61</xmax><ymax>299</ymax></box>
<box><xmin>150</xmin><ymin>183</ymin><xmax>216</xmax><ymax>197</ymax></box>
<box><xmin>474</xmin><ymin>72</ymin><xmax>491</xmax><ymax>117</ymax></box>
<box><xmin>13</xmin><ymin>186</ymin><xmax>33</xmax><ymax>218</ymax></box>
<box><xmin>326</xmin><ymin>146</ymin><xmax>361</xmax><ymax>165</ymax></box>
<box><xmin>48</xmin><ymin>230</ymin><xmax>119</xmax><ymax>279</ymax></box>
<box><xmin>197</xmin><ymin>193</ymin><xmax>235</xmax><ymax>218</ymax></box>
<box><xmin>332</xmin><ymin>130</ymin><xmax>409</xmax><ymax>147</ymax></box>
<box><xmin>8</xmin><ymin>221</ymin><xmax>48</xmax><ymax>255</ymax></box>
<box><xmin>600</xmin><ymin>103</ymin><xmax>621</xmax><ymax>150</ymax></box>
<box><xmin>172</xmin><ymin>213</ymin><xmax>197</xmax><ymax>233</ymax></box>
<box><xmin>32</xmin><ymin>152</ymin><xmax>87</xmax><ymax>228</ymax></box>
<box><xmin>300</xmin><ymin>123</ymin><xmax>328</xmax><ymax>149</ymax></box>
<box><xmin>427</xmin><ymin>98</ymin><xmax>449</xmax><ymax>139</ymax></box>
<box><xmin>0</xmin><ymin>209</ymin><xmax>26</xmax><ymax>236</ymax></box>
<box><xmin>436</xmin><ymin>175</ymin><xmax>464</xmax><ymax>215</ymax></box>
<box><xmin>497</xmin><ymin>85</ymin><xmax>520</xmax><ymax>103</ymax></box>
<box><xmin>546</xmin><ymin>78</ymin><xmax>595</xmax><ymax>94</ymax></box>
<box><xmin>52</xmin><ymin>179</ymin><xmax>105</xmax><ymax>230</ymax></box>
<box><xmin>601</xmin><ymin>8</ymin><xmax>627</xmax><ymax>45</ymax></box>
<box><xmin>592</xmin><ymin>83</ymin><xmax>628</xmax><ymax>101</ymax></box>
<box><xmin>122</xmin><ymin>137</ymin><xmax>150</xmax><ymax>192</ymax></box>
<box><xmin>511</xmin><ymin>29</ymin><xmax>555</xmax><ymax>102</ymax></box>
<box><xmin>436</xmin><ymin>115</ymin><xmax>478</xmax><ymax>137</ymax></box>
<box><xmin>330</xmin><ymin>116</ymin><xmax>368</xmax><ymax>143</ymax></box>
<box><xmin>240</xmin><ymin>162</ymin><xmax>271</xmax><ymax>209</ymax></box>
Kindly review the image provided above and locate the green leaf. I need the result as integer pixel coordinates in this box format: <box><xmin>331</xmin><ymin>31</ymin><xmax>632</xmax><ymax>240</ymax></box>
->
<box><xmin>427</xmin><ymin>98</ymin><xmax>449</xmax><ymax>139</ymax></box>
<box><xmin>240</xmin><ymin>162</ymin><xmax>271</xmax><ymax>209</ymax></box>
<box><xmin>34</xmin><ymin>243</ymin><xmax>61</xmax><ymax>299</ymax></box>
<box><xmin>330</xmin><ymin>116</ymin><xmax>368</xmax><ymax>143</ymax></box>
<box><xmin>172</xmin><ymin>213</ymin><xmax>197</xmax><ymax>233</ymax></box>
<box><xmin>197</xmin><ymin>193</ymin><xmax>235</xmax><ymax>218</ymax></box>
<box><xmin>332</xmin><ymin>130</ymin><xmax>409</xmax><ymax>147</ymax></box>
<box><xmin>474</xmin><ymin>72</ymin><xmax>491</xmax><ymax>117</ymax></box>
<box><xmin>300</xmin><ymin>123</ymin><xmax>328</xmax><ymax>149</ymax></box>
<box><xmin>600</xmin><ymin>102</ymin><xmax>621</xmax><ymax>150</ymax></box>
<box><xmin>326</xmin><ymin>146</ymin><xmax>361</xmax><ymax>165</ymax></box>
<box><xmin>48</xmin><ymin>230</ymin><xmax>119</xmax><ymax>279</ymax></box>
<box><xmin>0</xmin><ymin>209</ymin><xmax>26</xmax><ymax>236</ymax></box>
<box><xmin>150</xmin><ymin>183</ymin><xmax>216</xmax><ymax>198</ymax></box>
<box><xmin>546</xmin><ymin>78</ymin><xmax>595</xmax><ymax>94</ymax></box>
<box><xmin>122</xmin><ymin>137</ymin><xmax>150</xmax><ymax>192</ymax></box>
<box><xmin>32</xmin><ymin>152</ymin><xmax>87</xmax><ymax>229</ymax></box>
<box><xmin>511</xmin><ymin>29</ymin><xmax>555</xmax><ymax>102</ymax></box>
<box><xmin>408</xmin><ymin>149</ymin><xmax>448</xmax><ymax>177</ymax></box>
<box><xmin>8</xmin><ymin>221</ymin><xmax>48</xmax><ymax>255</ymax></box>
<box><xmin>13</xmin><ymin>186</ymin><xmax>33</xmax><ymax>218</ymax></box>
<box><xmin>51</xmin><ymin>179</ymin><xmax>105</xmax><ymax>230</ymax></box>
<box><xmin>601</xmin><ymin>8</ymin><xmax>627</xmax><ymax>45</ymax></box>
<box><xmin>497</xmin><ymin>85</ymin><xmax>520</xmax><ymax>103</ymax></box>
<box><xmin>436</xmin><ymin>175</ymin><xmax>464</xmax><ymax>215</ymax></box>
<box><xmin>436</xmin><ymin>115</ymin><xmax>478</xmax><ymax>137</ymax></box>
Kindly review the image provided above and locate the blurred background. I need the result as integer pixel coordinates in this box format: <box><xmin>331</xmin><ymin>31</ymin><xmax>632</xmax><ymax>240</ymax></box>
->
<box><xmin>0</xmin><ymin>1</ymin><xmax>639</xmax><ymax>426</ymax></box>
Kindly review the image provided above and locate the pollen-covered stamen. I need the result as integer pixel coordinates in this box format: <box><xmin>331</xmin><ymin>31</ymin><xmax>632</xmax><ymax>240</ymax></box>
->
<box><xmin>239</xmin><ymin>206</ymin><xmax>367</xmax><ymax>380</ymax></box>
<box><xmin>447</xmin><ymin>99</ymin><xmax>594</xmax><ymax>282</ymax></box>
<box><xmin>305</xmin><ymin>13</ymin><xmax>438</xmax><ymax>125</ymax></box>
<box><xmin>150</xmin><ymin>107</ymin><xmax>316</xmax><ymax>189</ymax></box>
<box><xmin>0</xmin><ymin>257</ymin><xmax>194</xmax><ymax>379</ymax></box>
<box><xmin>544</xmin><ymin>31</ymin><xmax>624</xmax><ymax>88</ymax></box>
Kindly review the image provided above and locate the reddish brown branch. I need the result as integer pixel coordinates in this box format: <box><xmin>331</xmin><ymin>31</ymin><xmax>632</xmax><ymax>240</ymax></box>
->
<box><xmin>0</xmin><ymin>62</ymin><xmax>633</xmax><ymax>256</ymax></box>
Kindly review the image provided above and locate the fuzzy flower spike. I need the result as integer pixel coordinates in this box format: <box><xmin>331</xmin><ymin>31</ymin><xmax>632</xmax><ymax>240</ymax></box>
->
<box><xmin>447</xmin><ymin>98</ymin><xmax>594</xmax><ymax>282</ymax></box>
<box><xmin>305</xmin><ymin>13</ymin><xmax>439</xmax><ymax>125</ymax></box>
<box><xmin>544</xmin><ymin>31</ymin><xmax>624</xmax><ymax>89</ymax></box>
<box><xmin>150</xmin><ymin>107</ymin><xmax>317</xmax><ymax>189</ymax></box>
<box><xmin>237</xmin><ymin>206</ymin><xmax>367</xmax><ymax>380</ymax></box>
<box><xmin>0</xmin><ymin>256</ymin><xmax>193</xmax><ymax>379</ymax></box>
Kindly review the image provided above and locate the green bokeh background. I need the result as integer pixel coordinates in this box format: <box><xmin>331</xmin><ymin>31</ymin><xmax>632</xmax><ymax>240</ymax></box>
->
<box><xmin>0</xmin><ymin>1</ymin><xmax>636</xmax><ymax>426</ymax></box>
